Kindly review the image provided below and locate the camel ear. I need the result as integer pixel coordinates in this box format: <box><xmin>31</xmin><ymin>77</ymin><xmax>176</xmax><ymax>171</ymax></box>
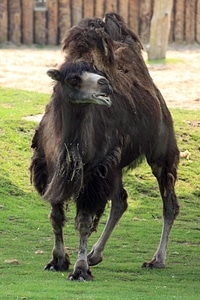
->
<box><xmin>47</xmin><ymin>69</ymin><xmax>61</xmax><ymax>81</ymax></box>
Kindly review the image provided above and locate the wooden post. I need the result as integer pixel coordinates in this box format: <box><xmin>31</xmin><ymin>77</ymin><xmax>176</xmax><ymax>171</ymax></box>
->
<box><xmin>105</xmin><ymin>0</ymin><xmax>118</xmax><ymax>13</ymax></box>
<box><xmin>196</xmin><ymin>0</ymin><xmax>200</xmax><ymax>43</ymax></box>
<box><xmin>147</xmin><ymin>0</ymin><xmax>173</xmax><ymax>60</ymax></box>
<box><xmin>185</xmin><ymin>0</ymin><xmax>196</xmax><ymax>44</ymax></box>
<box><xmin>83</xmin><ymin>0</ymin><xmax>94</xmax><ymax>18</ymax></box>
<box><xmin>34</xmin><ymin>2</ymin><xmax>47</xmax><ymax>44</ymax></box>
<box><xmin>139</xmin><ymin>0</ymin><xmax>152</xmax><ymax>44</ymax></box>
<box><xmin>95</xmin><ymin>0</ymin><xmax>105</xmax><ymax>18</ymax></box>
<box><xmin>47</xmin><ymin>0</ymin><xmax>58</xmax><ymax>45</ymax></box>
<box><xmin>129</xmin><ymin>0</ymin><xmax>140</xmax><ymax>34</ymax></box>
<box><xmin>58</xmin><ymin>0</ymin><xmax>71</xmax><ymax>43</ymax></box>
<box><xmin>21</xmin><ymin>0</ymin><xmax>34</xmax><ymax>44</ymax></box>
<box><xmin>0</xmin><ymin>0</ymin><xmax>8</xmax><ymax>43</ymax></box>
<box><xmin>174</xmin><ymin>0</ymin><xmax>185</xmax><ymax>44</ymax></box>
<box><xmin>119</xmin><ymin>0</ymin><xmax>129</xmax><ymax>24</ymax></box>
<box><xmin>8</xmin><ymin>0</ymin><xmax>21</xmax><ymax>45</ymax></box>
<box><xmin>169</xmin><ymin>1</ymin><xmax>175</xmax><ymax>43</ymax></box>
<box><xmin>71</xmin><ymin>0</ymin><xmax>82</xmax><ymax>26</ymax></box>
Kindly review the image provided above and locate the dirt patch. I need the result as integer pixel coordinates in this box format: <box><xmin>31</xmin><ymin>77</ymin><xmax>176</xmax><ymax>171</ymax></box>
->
<box><xmin>187</xmin><ymin>120</ymin><xmax>200</xmax><ymax>128</ymax></box>
<box><xmin>0</xmin><ymin>43</ymin><xmax>200</xmax><ymax>110</ymax></box>
<box><xmin>22</xmin><ymin>114</ymin><xmax>43</xmax><ymax>122</ymax></box>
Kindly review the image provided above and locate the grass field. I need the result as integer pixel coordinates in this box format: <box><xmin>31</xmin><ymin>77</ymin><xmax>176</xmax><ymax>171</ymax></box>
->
<box><xmin>0</xmin><ymin>86</ymin><xmax>199</xmax><ymax>299</ymax></box>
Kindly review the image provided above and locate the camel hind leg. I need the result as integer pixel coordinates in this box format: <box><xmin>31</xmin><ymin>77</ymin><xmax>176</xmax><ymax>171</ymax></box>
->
<box><xmin>142</xmin><ymin>160</ymin><xmax>180</xmax><ymax>268</ymax></box>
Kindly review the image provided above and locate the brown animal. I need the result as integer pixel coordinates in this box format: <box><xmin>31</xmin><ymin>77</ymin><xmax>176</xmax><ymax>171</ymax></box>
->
<box><xmin>30</xmin><ymin>13</ymin><xmax>180</xmax><ymax>281</ymax></box>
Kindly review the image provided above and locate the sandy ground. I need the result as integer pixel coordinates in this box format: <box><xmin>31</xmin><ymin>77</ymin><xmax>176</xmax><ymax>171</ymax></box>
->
<box><xmin>0</xmin><ymin>43</ymin><xmax>200</xmax><ymax>111</ymax></box>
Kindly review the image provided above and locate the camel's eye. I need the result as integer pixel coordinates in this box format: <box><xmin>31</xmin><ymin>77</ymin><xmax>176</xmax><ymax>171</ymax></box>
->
<box><xmin>66</xmin><ymin>76</ymin><xmax>81</xmax><ymax>87</ymax></box>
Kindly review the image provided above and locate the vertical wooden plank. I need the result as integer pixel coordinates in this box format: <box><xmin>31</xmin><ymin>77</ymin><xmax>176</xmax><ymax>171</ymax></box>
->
<box><xmin>129</xmin><ymin>0</ymin><xmax>140</xmax><ymax>34</ymax></box>
<box><xmin>58</xmin><ymin>0</ymin><xmax>71</xmax><ymax>43</ymax></box>
<box><xmin>119</xmin><ymin>0</ymin><xmax>129</xmax><ymax>24</ymax></box>
<box><xmin>95</xmin><ymin>0</ymin><xmax>105</xmax><ymax>18</ymax></box>
<box><xmin>34</xmin><ymin>2</ymin><xmax>47</xmax><ymax>45</ymax></box>
<box><xmin>174</xmin><ymin>0</ymin><xmax>185</xmax><ymax>43</ymax></box>
<box><xmin>148</xmin><ymin>0</ymin><xmax>174</xmax><ymax>60</ymax></box>
<box><xmin>105</xmin><ymin>0</ymin><xmax>118</xmax><ymax>13</ymax></box>
<box><xmin>47</xmin><ymin>0</ymin><xmax>58</xmax><ymax>45</ymax></box>
<box><xmin>139</xmin><ymin>0</ymin><xmax>152</xmax><ymax>43</ymax></box>
<box><xmin>21</xmin><ymin>0</ymin><xmax>34</xmax><ymax>44</ymax></box>
<box><xmin>185</xmin><ymin>0</ymin><xmax>196</xmax><ymax>43</ymax></box>
<box><xmin>196</xmin><ymin>0</ymin><xmax>200</xmax><ymax>43</ymax></box>
<box><xmin>169</xmin><ymin>0</ymin><xmax>175</xmax><ymax>43</ymax></box>
<box><xmin>71</xmin><ymin>0</ymin><xmax>83</xmax><ymax>26</ymax></box>
<box><xmin>83</xmin><ymin>0</ymin><xmax>94</xmax><ymax>18</ymax></box>
<box><xmin>8</xmin><ymin>0</ymin><xmax>21</xmax><ymax>45</ymax></box>
<box><xmin>0</xmin><ymin>0</ymin><xmax>8</xmax><ymax>43</ymax></box>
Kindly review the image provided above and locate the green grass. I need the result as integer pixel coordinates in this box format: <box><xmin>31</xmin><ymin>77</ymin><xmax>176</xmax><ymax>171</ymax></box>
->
<box><xmin>146</xmin><ymin>58</ymin><xmax>184</xmax><ymax>64</ymax></box>
<box><xmin>0</xmin><ymin>87</ymin><xmax>200</xmax><ymax>299</ymax></box>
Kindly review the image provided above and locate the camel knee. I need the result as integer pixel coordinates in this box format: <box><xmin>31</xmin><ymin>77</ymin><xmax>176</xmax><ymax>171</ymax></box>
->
<box><xmin>113</xmin><ymin>188</ymin><xmax>128</xmax><ymax>218</ymax></box>
<box><xmin>49</xmin><ymin>204</ymin><xmax>65</xmax><ymax>229</ymax></box>
<box><xmin>163</xmin><ymin>192</ymin><xmax>180</xmax><ymax>222</ymax></box>
<box><xmin>120</xmin><ymin>188</ymin><xmax>128</xmax><ymax>211</ymax></box>
<box><xmin>163</xmin><ymin>173</ymin><xmax>179</xmax><ymax>218</ymax></box>
<box><xmin>76</xmin><ymin>212</ymin><xmax>93</xmax><ymax>236</ymax></box>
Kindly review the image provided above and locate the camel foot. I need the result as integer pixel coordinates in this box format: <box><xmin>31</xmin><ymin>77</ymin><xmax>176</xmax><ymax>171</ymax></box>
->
<box><xmin>44</xmin><ymin>254</ymin><xmax>70</xmax><ymax>272</ymax></box>
<box><xmin>142</xmin><ymin>259</ymin><xmax>165</xmax><ymax>269</ymax></box>
<box><xmin>68</xmin><ymin>260</ymin><xmax>94</xmax><ymax>281</ymax></box>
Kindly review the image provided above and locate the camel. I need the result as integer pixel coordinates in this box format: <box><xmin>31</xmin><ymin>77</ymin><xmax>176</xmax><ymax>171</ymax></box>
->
<box><xmin>30</xmin><ymin>13</ymin><xmax>179</xmax><ymax>281</ymax></box>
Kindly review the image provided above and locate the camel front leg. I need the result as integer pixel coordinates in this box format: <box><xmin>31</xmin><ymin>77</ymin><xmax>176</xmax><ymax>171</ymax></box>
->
<box><xmin>44</xmin><ymin>203</ymin><xmax>70</xmax><ymax>271</ymax></box>
<box><xmin>68</xmin><ymin>212</ymin><xmax>93</xmax><ymax>281</ymax></box>
<box><xmin>88</xmin><ymin>185</ymin><xmax>128</xmax><ymax>266</ymax></box>
<box><xmin>143</xmin><ymin>171</ymin><xmax>180</xmax><ymax>268</ymax></box>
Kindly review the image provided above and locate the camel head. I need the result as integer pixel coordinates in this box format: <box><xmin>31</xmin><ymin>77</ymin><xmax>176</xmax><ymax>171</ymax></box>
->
<box><xmin>47</xmin><ymin>61</ymin><xmax>113</xmax><ymax>107</ymax></box>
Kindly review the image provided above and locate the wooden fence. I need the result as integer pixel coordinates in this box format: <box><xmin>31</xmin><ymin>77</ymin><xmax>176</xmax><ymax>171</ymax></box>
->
<box><xmin>0</xmin><ymin>0</ymin><xmax>200</xmax><ymax>45</ymax></box>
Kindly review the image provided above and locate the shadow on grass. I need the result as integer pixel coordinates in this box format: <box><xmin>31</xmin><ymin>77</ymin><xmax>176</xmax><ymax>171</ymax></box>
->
<box><xmin>0</xmin><ymin>170</ymin><xmax>27</xmax><ymax>198</ymax></box>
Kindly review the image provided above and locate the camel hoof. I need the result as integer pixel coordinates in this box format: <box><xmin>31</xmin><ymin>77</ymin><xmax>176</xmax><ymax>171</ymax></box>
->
<box><xmin>44</xmin><ymin>255</ymin><xmax>70</xmax><ymax>272</ymax></box>
<box><xmin>142</xmin><ymin>260</ymin><xmax>165</xmax><ymax>269</ymax></box>
<box><xmin>68</xmin><ymin>269</ymin><xmax>94</xmax><ymax>281</ymax></box>
<box><xmin>68</xmin><ymin>275</ymin><xmax>74</xmax><ymax>281</ymax></box>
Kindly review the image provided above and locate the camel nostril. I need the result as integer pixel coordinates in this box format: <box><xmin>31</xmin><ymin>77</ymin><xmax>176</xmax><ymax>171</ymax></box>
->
<box><xmin>98</xmin><ymin>77</ymin><xmax>109</xmax><ymax>85</ymax></box>
<box><xmin>97</xmin><ymin>77</ymin><xmax>113</xmax><ymax>95</ymax></box>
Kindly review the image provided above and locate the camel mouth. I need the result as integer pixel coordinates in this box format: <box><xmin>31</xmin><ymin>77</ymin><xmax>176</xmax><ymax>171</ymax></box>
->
<box><xmin>92</xmin><ymin>93</ymin><xmax>112</xmax><ymax>107</ymax></box>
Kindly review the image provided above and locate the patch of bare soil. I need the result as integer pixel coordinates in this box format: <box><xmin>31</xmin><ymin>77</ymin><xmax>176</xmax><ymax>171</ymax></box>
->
<box><xmin>0</xmin><ymin>43</ymin><xmax>200</xmax><ymax>110</ymax></box>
